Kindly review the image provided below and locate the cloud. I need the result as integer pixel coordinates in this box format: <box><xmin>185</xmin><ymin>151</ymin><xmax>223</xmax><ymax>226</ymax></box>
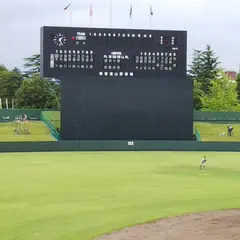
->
<box><xmin>0</xmin><ymin>0</ymin><xmax>239</xmax><ymax>70</ymax></box>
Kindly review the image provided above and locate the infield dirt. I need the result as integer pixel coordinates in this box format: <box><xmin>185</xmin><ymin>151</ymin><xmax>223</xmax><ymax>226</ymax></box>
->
<box><xmin>94</xmin><ymin>209</ymin><xmax>240</xmax><ymax>240</ymax></box>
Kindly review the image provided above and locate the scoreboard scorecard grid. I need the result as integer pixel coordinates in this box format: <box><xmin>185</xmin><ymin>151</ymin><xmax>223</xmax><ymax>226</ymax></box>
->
<box><xmin>40</xmin><ymin>26</ymin><xmax>187</xmax><ymax>78</ymax></box>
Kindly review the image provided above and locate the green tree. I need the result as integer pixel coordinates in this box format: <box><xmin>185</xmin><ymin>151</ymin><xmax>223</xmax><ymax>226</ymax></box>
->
<box><xmin>23</xmin><ymin>54</ymin><xmax>40</xmax><ymax>77</ymax></box>
<box><xmin>236</xmin><ymin>73</ymin><xmax>240</xmax><ymax>101</ymax></box>
<box><xmin>24</xmin><ymin>53</ymin><xmax>61</xmax><ymax>84</ymax></box>
<box><xmin>188</xmin><ymin>49</ymin><xmax>205</xmax><ymax>109</ymax></box>
<box><xmin>201</xmin><ymin>71</ymin><xmax>240</xmax><ymax>111</ymax></box>
<box><xmin>11</xmin><ymin>67</ymin><xmax>23</xmax><ymax>87</ymax></box>
<box><xmin>200</xmin><ymin>45</ymin><xmax>221</xmax><ymax>92</ymax></box>
<box><xmin>0</xmin><ymin>64</ymin><xmax>7</xmax><ymax>72</ymax></box>
<box><xmin>0</xmin><ymin>68</ymin><xmax>22</xmax><ymax>107</ymax></box>
<box><xmin>49</xmin><ymin>80</ymin><xmax>61</xmax><ymax>108</ymax></box>
<box><xmin>23</xmin><ymin>53</ymin><xmax>61</xmax><ymax>105</ymax></box>
<box><xmin>15</xmin><ymin>74</ymin><xmax>59</xmax><ymax>109</ymax></box>
<box><xmin>188</xmin><ymin>49</ymin><xmax>203</xmax><ymax>79</ymax></box>
<box><xmin>193</xmin><ymin>79</ymin><xmax>204</xmax><ymax>110</ymax></box>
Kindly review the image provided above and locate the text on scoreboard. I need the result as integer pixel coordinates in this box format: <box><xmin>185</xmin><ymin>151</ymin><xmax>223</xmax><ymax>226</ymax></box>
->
<box><xmin>40</xmin><ymin>26</ymin><xmax>187</xmax><ymax>78</ymax></box>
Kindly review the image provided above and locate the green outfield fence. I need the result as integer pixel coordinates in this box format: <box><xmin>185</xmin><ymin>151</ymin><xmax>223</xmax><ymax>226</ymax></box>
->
<box><xmin>2</xmin><ymin>109</ymin><xmax>240</xmax><ymax>123</ymax></box>
<box><xmin>0</xmin><ymin>109</ymin><xmax>42</xmax><ymax>122</ymax></box>
<box><xmin>41</xmin><ymin>111</ymin><xmax>60</xmax><ymax>129</ymax></box>
<box><xmin>0</xmin><ymin>141</ymin><xmax>240</xmax><ymax>152</ymax></box>
<box><xmin>40</xmin><ymin>113</ymin><xmax>60</xmax><ymax>141</ymax></box>
<box><xmin>194</xmin><ymin>111</ymin><xmax>240</xmax><ymax>121</ymax></box>
<box><xmin>194</xmin><ymin>127</ymin><xmax>202</xmax><ymax>141</ymax></box>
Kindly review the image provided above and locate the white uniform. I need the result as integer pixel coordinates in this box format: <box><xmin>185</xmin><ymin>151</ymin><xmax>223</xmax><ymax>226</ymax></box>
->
<box><xmin>23</xmin><ymin>114</ymin><xmax>27</xmax><ymax>122</ymax></box>
<box><xmin>200</xmin><ymin>158</ymin><xmax>207</xmax><ymax>169</ymax></box>
<box><xmin>201</xmin><ymin>159</ymin><xmax>206</xmax><ymax>166</ymax></box>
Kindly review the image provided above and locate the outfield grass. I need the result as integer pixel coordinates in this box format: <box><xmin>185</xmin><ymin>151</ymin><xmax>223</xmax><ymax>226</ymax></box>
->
<box><xmin>0</xmin><ymin>152</ymin><xmax>240</xmax><ymax>240</ymax></box>
<box><xmin>0</xmin><ymin>121</ymin><xmax>55</xmax><ymax>142</ymax></box>
<box><xmin>194</xmin><ymin>122</ymin><xmax>240</xmax><ymax>141</ymax></box>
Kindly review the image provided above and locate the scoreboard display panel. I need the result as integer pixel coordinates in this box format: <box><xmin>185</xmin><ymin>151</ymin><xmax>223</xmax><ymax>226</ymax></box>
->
<box><xmin>40</xmin><ymin>26</ymin><xmax>186</xmax><ymax>78</ymax></box>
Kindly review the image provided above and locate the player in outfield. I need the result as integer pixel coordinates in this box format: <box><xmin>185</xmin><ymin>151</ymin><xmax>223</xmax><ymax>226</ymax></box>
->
<box><xmin>200</xmin><ymin>156</ymin><xmax>207</xmax><ymax>169</ymax></box>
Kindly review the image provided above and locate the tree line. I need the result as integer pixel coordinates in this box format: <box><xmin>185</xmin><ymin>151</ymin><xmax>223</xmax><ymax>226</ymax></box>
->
<box><xmin>1</xmin><ymin>46</ymin><xmax>240</xmax><ymax>110</ymax></box>
<box><xmin>0</xmin><ymin>54</ymin><xmax>60</xmax><ymax>109</ymax></box>
<box><xmin>189</xmin><ymin>45</ymin><xmax>240</xmax><ymax>111</ymax></box>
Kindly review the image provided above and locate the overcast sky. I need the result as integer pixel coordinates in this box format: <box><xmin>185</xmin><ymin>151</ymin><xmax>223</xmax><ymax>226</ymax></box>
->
<box><xmin>0</xmin><ymin>0</ymin><xmax>239</xmax><ymax>71</ymax></box>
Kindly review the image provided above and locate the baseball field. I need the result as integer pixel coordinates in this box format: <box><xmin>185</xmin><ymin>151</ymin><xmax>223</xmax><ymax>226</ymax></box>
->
<box><xmin>0</xmin><ymin>151</ymin><xmax>240</xmax><ymax>240</ymax></box>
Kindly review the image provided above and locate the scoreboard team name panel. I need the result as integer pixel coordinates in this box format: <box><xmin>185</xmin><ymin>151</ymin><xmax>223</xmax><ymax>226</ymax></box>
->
<box><xmin>40</xmin><ymin>26</ymin><xmax>187</xmax><ymax>78</ymax></box>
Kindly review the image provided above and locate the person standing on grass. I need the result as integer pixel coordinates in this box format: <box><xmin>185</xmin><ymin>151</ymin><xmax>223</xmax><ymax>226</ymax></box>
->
<box><xmin>227</xmin><ymin>125</ymin><xmax>233</xmax><ymax>136</ymax></box>
<box><xmin>200</xmin><ymin>156</ymin><xmax>207</xmax><ymax>169</ymax></box>
<box><xmin>22</xmin><ymin>114</ymin><xmax>30</xmax><ymax>134</ymax></box>
<box><xmin>22</xmin><ymin>114</ymin><xmax>27</xmax><ymax>122</ymax></box>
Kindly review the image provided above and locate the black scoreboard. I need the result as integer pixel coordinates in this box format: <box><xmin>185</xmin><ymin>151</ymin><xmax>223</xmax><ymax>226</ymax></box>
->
<box><xmin>40</xmin><ymin>26</ymin><xmax>186</xmax><ymax>78</ymax></box>
<box><xmin>40</xmin><ymin>26</ymin><xmax>192</xmax><ymax>141</ymax></box>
